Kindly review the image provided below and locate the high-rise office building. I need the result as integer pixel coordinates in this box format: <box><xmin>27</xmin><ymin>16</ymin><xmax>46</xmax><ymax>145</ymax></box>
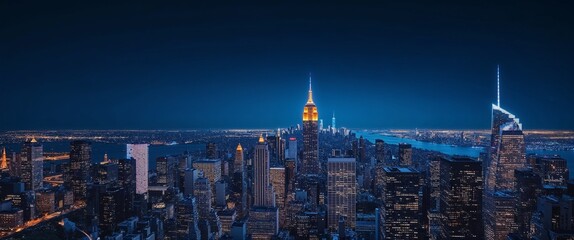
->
<box><xmin>126</xmin><ymin>144</ymin><xmax>149</xmax><ymax>194</ymax></box>
<box><xmin>194</xmin><ymin>177</ymin><xmax>212</xmax><ymax>219</ymax></box>
<box><xmin>286</xmin><ymin>137</ymin><xmax>298</xmax><ymax>163</ymax></box>
<box><xmin>427</xmin><ymin>156</ymin><xmax>442</xmax><ymax>239</ymax></box>
<box><xmin>375</xmin><ymin>139</ymin><xmax>386</xmax><ymax>197</ymax></box>
<box><xmin>176</xmin><ymin>197</ymin><xmax>200</xmax><ymax>240</ymax></box>
<box><xmin>381</xmin><ymin>167</ymin><xmax>422</xmax><ymax>239</ymax></box>
<box><xmin>538</xmin><ymin>155</ymin><xmax>569</xmax><ymax>187</ymax></box>
<box><xmin>250</xmin><ymin>135</ymin><xmax>279</xmax><ymax>238</ymax></box>
<box><xmin>375</xmin><ymin>139</ymin><xmax>385</xmax><ymax>164</ymax></box>
<box><xmin>253</xmin><ymin>135</ymin><xmax>274</xmax><ymax>207</ymax></box>
<box><xmin>358</xmin><ymin>136</ymin><xmax>366</xmax><ymax>163</ymax></box>
<box><xmin>302</xmin><ymin>77</ymin><xmax>319</xmax><ymax>175</ymax></box>
<box><xmin>483</xmin><ymin>69</ymin><xmax>526</xmax><ymax>240</ymax></box>
<box><xmin>206</xmin><ymin>142</ymin><xmax>217</xmax><ymax>159</ymax></box>
<box><xmin>99</xmin><ymin>186</ymin><xmax>127</xmax><ymax>236</ymax></box>
<box><xmin>277</xmin><ymin>136</ymin><xmax>285</xmax><ymax>164</ymax></box>
<box><xmin>327</xmin><ymin>157</ymin><xmax>356</xmax><ymax>230</ymax></box>
<box><xmin>156</xmin><ymin>156</ymin><xmax>177</xmax><ymax>188</ymax></box>
<box><xmin>193</xmin><ymin>159</ymin><xmax>222</xmax><ymax>190</ymax></box>
<box><xmin>439</xmin><ymin>156</ymin><xmax>483</xmax><ymax>240</ymax></box>
<box><xmin>398</xmin><ymin>143</ymin><xmax>412</xmax><ymax>167</ymax></box>
<box><xmin>485</xmin><ymin>67</ymin><xmax>526</xmax><ymax>193</ymax></box>
<box><xmin>270</xmin><ymin>167</ymin><xmax>286</xmax><ymax>228</ymax></box>
<box><xmin>21</xmin><ymin>138</ymin><xmax>43</xmax><ymax>192</ymax></box>
<box><xmin>531</xmin><ymin>195</ymin><xmax>574</xmax><ymax>240</ymax></box>
<box><xmin>70</xmin><ymin>140</ymin><xmax>91</xmax><ymax>202</ymax></box>
<box><xmin>117</xmin><ymin>158</ymin><xmax>136</xmax><ymax>217</ymax></box>
<box><xmin>485</xmin><ymin>191</ymin><xmax>516</xmax><ymax>240</ymax></box>
<box><xmin>514</xmin><ymin>168</ymin><xmax>542</xmax><ymax>239</ymax></box>
<box><xmin>234</xmin><ymin>144</ymin><xmax>244</xmax><ymax>174</ymax></box>
<box><xmin>95</xmin><ymin>161</ymin><xmax>119</xmax><ymax>185</ymax></box>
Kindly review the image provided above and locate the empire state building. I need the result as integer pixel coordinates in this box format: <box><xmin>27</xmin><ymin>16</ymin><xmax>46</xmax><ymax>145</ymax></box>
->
<box><xmin>302</xmin><ymin>77</ymin><xmax>319</xmax><ymax>175</ymax></box>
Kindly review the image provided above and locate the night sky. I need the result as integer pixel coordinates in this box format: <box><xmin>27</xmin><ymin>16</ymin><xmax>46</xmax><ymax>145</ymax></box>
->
<box><xmin>1</xmin><ymin>1</ymin><xmax>573</xmax><ymax>130</ymax></box>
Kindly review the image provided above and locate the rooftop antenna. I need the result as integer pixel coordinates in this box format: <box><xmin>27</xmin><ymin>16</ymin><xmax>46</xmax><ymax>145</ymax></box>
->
<box><xmin>497</xmin><ymin>64</ymin><xmax>500</xmax><ymax>107</ymax></box>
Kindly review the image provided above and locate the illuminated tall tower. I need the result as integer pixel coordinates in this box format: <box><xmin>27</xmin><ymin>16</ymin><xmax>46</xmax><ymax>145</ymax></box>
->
<box><xmin>302</xmin><ymin>76</ymin><xmax>319</xmax><ymax>175</ymax></box>
<box><xmin>253</xmin><ymin>134</ymin><xmax>274</xmax><ymax>207</ymax></box>
<box><xmin>21</xmin><ymin>138</ymin><xmax>43</xmax><ymax>191</ymax></box>
<box><xmin>0</xmin><ymin>147</ymin><xmax>7</xmax><ymax>170</ymax></box>
<box><xmin>126</xmin><ymin>144</ymin><xmax>149</xmax><ymax>194</ymax></box>
<box><xmin>249</xmin><ymin>135</ymin><xmax>279</xmax><ymax>239</ymax></box>
<box><xmin>234</xmin><ymin>144</ymin><xmax>244</xmax><ymax>174</ymax></box>
<box><xmin>484</xmin><ymin>66</ymin><xmax>526</xmax><ymax>240</ymax></box>
<box><xmin>332</xmin><ymin>112</ymin><xmax>336</xmax><ymax>130</ymax></box>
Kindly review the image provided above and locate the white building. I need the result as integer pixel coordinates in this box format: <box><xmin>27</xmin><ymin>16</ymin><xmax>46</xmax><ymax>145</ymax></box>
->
<box><xmin>127</xmin><ymin>144</ymin><xmax>149</xmax><ymax>194</ymax></box>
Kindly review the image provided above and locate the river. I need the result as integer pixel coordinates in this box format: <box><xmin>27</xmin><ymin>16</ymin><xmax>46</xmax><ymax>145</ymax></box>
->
<box><xmin>357</xmin><ymin>130</ymin><xmax>574</xmax><ymax>178</ymax></box>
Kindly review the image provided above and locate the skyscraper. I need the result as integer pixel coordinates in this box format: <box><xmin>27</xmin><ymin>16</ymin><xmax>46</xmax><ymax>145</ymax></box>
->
<box><xmin>21</xmin><ymin>138</ymin><xmax>43</xmax><ymax>192</ymax></box>
<box><xmin>375</xmin><ymin>139</ymin><xmax>385</xmax><ymax>164</ymax></box>
<box><xmin>194</xmin><ymin>177</ymin><xmax>212</xmax><ymax>219</ymax></box>
<box><xmin>287</xmin><ymin>137</ymin><xmax>298</xmax><ymax>162</ymax></box>
<box><xmin>374</xmin><ymin>139</ymin><xmax>386</xmax><ymax>197</ymax></box>
<box><xmin>156</xmin><ymin>156</ymin><xmax>177</xmax><ymax>188</ymax></box>
<box><xmin>249</xmin><ymin>135</ymin><xmax>279</xmax><ymax>239</ymax></box>
<box><xmin>398</xmin><ymin>143</ymin><xmax>412</xmax><ymax>167</ymax></box>
<box><xmin>514</xmin><ymin>168</ymin><xmax>542</xmax><ymax>239</ymax></box>
<box><xmin>70</xmin><ymin>140</ymin><xmax>91</xmax><ymax>202</ymax></box>
<box><xmin>126</xmin><ymin>144</ymin><xmax>149</xmax><ymax>194</ymax></box>
<box><xmin>206</xmin><ymin>142</ymin><xmax>217</xmax><ymax>159</ymax></box>
<box><xmin>327</xmin><ymin>157</ymin><xmax>356</xmax><ymax>230</ymax></box>
<box><xmin>253</xmin><ymin>134</ymin><xmax>274</xmax><ymax>207</ymax></box>
<box><xmin>484</xmin><ymin>67</ymin><xmax>526</xmax><ymax>240</ymax></box>
<box><xmin>270</xmin><ymin>167</ymin><xmax>286</xmax><ymax>228</ymax></box>
<box><xmin>234</xmin><ymin>144</ymin><xmax>243</xmax><ymax>174</ymax></box>
<box><xmin>485</xmin><ymin>66</ymin><xmax>526</xmax><ymax>193</ymax></box>
<box><xmin>439</xmin><ymin>156</ymin><xmax>483</xmax><ymax>240</ymax></box>
<box><xmin>538</xmin><ymin>155</ymin><xmax>569</xmax><ymax>187</ymax></box>
<box><xmin>0</xmin><ymin>147</ymin><xmax>7</xmax><ymax>170</ymax></box>
<box><xmin>332</xmin><ymin>112</ymin><xmax>336</xmax><ymax>130</ymax></box>
<box><xmin>381</xmin><ymin>167</ymin><xmax>422</xmax><ymax>239</ymax></box>
<box><xmin>302</xmin><ymin>77</ymin><xmax>319</xmax><ymax>175</ymax></box>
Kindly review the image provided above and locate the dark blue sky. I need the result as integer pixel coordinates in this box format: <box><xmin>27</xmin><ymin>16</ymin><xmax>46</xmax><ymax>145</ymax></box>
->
<box><xmin>1</xmin><ymin>1</ymin><xmax>573</xmax><ymax>130</ymax></box>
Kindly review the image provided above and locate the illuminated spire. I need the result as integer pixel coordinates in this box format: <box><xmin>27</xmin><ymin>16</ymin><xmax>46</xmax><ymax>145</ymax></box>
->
<box><xmin>307</xmin><ymin>73</ymin><xmax>314</xmax><ymax>104</ymax></box>
<box><xmin>0</xmin><ymin>147</ymin><xmax>7</xmax><ymax>169</ymax></box>
<box><xmin>30</xmin><ymin>137</ymin><xmax>37</xmax><ymax>143</ymax></box>
<box><xmin>258</xmin><ymin>134</ymin><xmax>265</xmax><ymax>143</ymax></box>
<box><xmin>497</xmin><ymin>64</ymin><xmax>500</xmax><ymax>107</ymax></box>
<box><xmin>236</xmin><ymin>143</ymin><xmax>243</xmax><ymax>151</ymax></box>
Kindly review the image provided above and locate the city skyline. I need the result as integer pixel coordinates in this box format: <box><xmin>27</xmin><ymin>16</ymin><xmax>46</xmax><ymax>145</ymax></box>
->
<box><xmin>2</xmin><ymin>2</ymin><xmax>573</xmax><ymax>130</ymax></box>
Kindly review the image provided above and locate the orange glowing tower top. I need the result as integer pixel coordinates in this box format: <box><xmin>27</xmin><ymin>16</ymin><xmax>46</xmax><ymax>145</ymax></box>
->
<box><xmin>302</xmin><ymin>74</ymin><xmax>319</xmax><ymax>175</ymax></box>
<box><xmin>303</xmin><ymin>77</ymin><xmax>319</xmax><ymax>122</ymax></box>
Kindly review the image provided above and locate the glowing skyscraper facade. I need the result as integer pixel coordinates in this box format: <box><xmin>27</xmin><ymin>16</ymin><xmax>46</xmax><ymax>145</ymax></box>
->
<box><xmin>484</xmin><ymin>66</ymin><xmax>526</xmax><ymax>240</ymax></box>
<box><xmin>327</xmin><ymin>157</ymin><xmax>356</xmax><ymax>230</ymax></box>
<box><xmin>21</xmin><ymin>138</ymin><xmax>43</xmax><ymax>192</ymax></box>
<box><xmin>302</xmin><ymin>77</ymin><xmax>319</xmax><ymax>175</ymax></box>
<box><xmin>253</xmin><ymin>135</ymin><xmax>274</xmax><ymax>207</ymax></box>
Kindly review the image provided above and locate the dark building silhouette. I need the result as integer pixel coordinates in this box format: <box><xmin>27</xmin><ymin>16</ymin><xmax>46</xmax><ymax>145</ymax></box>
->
<box><xmin>69</xmin><ymin>140</ymin><xmax>91</xmax><ymax>202</ymax></box>
<box><xmin>381</xmin><ymin>167</ymin><xmax>422</xmax><ymax>239</ymax></box>
<box><xmin>439</xmin><ymin>156</ymin><xmax>483</xmax><ymax>240</ymax></box>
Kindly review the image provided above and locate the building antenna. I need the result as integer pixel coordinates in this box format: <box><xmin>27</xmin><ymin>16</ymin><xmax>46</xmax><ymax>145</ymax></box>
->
<box><xmin>497</xmin><ymin>64</ymin><xmax>500</xmax><ymax>107</ymax></box>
